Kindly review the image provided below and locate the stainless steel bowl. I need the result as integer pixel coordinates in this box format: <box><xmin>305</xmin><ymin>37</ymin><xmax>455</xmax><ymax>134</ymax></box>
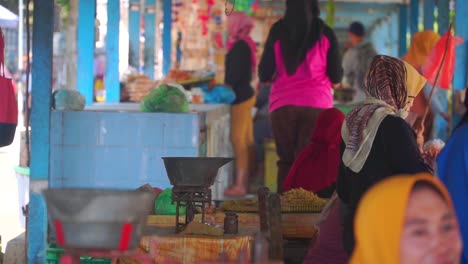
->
<box><xmin>162</xmin><ymin>157</ymin><xmax>233</xmax><ymax>187</ymax></box>
<box><xmin>43</xmin><ymin>188</ymin><xmax>154</xmax><ymax>250</ymax></box>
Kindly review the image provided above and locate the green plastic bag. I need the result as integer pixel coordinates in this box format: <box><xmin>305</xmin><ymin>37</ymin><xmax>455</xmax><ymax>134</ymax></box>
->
<box><xmin>140</xmin><ymin>84</ymin><xmax>189</xmax><ymax>113</ymax></box>
<box><xmin>154</xmin><ymin>189</ymin><xmax>186</xmax><ymax>215</ymax></box>
<box><xmin>53</xmin><ymin>89</ymin><xmax>86</xmax><ymax>111</ymax></box>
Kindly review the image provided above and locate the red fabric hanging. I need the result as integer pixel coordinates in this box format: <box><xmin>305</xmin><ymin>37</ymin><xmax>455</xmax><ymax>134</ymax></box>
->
<box><xmin>283</xmin><ymin>109</ymin><xmax>345</xmax><ymax>193</ymax></box>
<box><xmin>422</xmin><ymin>29</ymin><xmax>463</xmax><ymax>90</ymax></box>
<box><xmin>0</xmin><ymin>28</ymin><xmax>18</xmax><ymax>147</ymax></box>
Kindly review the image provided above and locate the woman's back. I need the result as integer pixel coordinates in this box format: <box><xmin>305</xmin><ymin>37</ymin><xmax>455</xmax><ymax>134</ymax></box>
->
<box><xmin>262</xmin><ymin>23</ymin><xmax>342</xmax><ymax>112</ymax></box>
<box><xmin>338</xmin><ymin>115</ymin><xmax>431</xmax><ymax>253</ymax></box>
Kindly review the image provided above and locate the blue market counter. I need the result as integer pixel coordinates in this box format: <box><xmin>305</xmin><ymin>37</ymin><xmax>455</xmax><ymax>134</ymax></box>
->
<box><xmin>49</xmin><ymin>103</ymin><xmax>233</xmax><ymax>200</ymax></box>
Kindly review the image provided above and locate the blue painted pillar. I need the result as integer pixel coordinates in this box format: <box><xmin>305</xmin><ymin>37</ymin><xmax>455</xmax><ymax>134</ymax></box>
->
<box><xmin>410</xmin><ymin>0</ymin><xmax>419</xmax><ymax>36</ymax></box>
<box><xmin>391</xmin><ymin>11</ymin><xmax>399</xmax><ymax>57</ymax></box>
<box><xmin>30</xmin><ymin>0</ymin><xmax>53</xmax><ymax>262</ymax></box>
<box><xmin>144</xmin><ymin>0</ymin><xmax>157</xmax><ymax>78</ymax></box>
<box><xmin>435</xmin><ymin>0</ymin><xmax>450</xmax><ymax>138</ymax></box>
<box><xmin>77</xmin><ymin>0</ymin><xmax>96</xmax><ymax>105</ymax></box>
<box><xmin>453</xmin><ymin>0</ymin><xmax>468</xmax><ymax>127</ymax></box>
<box><xmin>399</xmin><ymin>4</ymin><xmax>408</xmax><ymax>56</ymax></box>
<box><xmin>129</xmin><ymin>0</ymin><xmax>141</xmax><ymax>70</ymax></box>
<box><xmin>437</xmin><ymin>0</ymin><xmax>450</xmax><ymax>34</ymax></box>
<box><xmin>423</xmin><ymin>0</ymin><xmax>435</xmax><ymax>30</ymax></box>
<box><xmin>106</xmin><ymin>0</ymin><xmax>120</xmax><ymax>102</ymax></box>
<box><xmin>162</xmin><ymin>0</ymin><xmax>172</xmax><ymax>76</ymax></box>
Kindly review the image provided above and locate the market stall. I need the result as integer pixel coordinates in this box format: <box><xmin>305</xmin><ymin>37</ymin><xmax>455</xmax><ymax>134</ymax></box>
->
<box><xmin>49</xmin><ymin>102</ymin><xmax>232</xmax><ymax>200</ymax></box>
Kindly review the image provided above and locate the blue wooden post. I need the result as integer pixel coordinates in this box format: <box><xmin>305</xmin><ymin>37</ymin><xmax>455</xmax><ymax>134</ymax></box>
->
<box><xmin>144</xmin><ymin>0</ymin><xmax>156</xmax><ymax>78</ymax></box>
<box><xmin>434</xmin><ymin>0</ymin><xmax>450</xmax><ymax>138</ymax></box>
<box><xmin>399</xmin><ymin>4</ymin><xmax>408</xmax><ymax>56</ymax></box>
<box><xmin>391</xmin><ymin>11</ymin><xmax>399</xmax><ymax>57</ymax></box>
<box><xmin>453</xmin><ymin>0</ymin><xmax>468</xmax><ymax>127</ymax></box>
<box><xmin>29</xmin><ymin>0</ymin><xmax>54</xmax><ymax>262</ymax></box>
<box><xmin>129</xmin><ymin>0</ymin><xmax>141</xmax><ymax>70</ymax></box>
<box><xmin>410</xmin><ymin>0</ymin><xmax>419</xmax><ymax>36</ymax></box>
<box><xmin>437</xmin><ymin>0</ymin><xmax>450</xmax><ymax>34</ymax></box>
<box><xmin>423</xmin><ymin>0</ymin><xmax>435</xmax><ymax>30</ymax></box>
<box><xmin>162</xmin><ymin>0</ymin><xmax>172</xmax><ymax>76</ymax></box>
<box><xmin>77</xmin><ymin>0</ymin><xmax>96</xmax><ymax>105</ymax></box>
<box><xmin>105</xmin><ymin>0</ymin><xmax>120</xmax><ymax>102</ymax></box>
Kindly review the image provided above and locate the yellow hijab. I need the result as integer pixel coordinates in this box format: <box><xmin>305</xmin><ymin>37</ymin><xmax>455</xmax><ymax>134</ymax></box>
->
<box><xmin>403</xmin><ymin>30</ymin><xmax>441</xmax><ymax>69</ymax></box>
<box><xmin>342</xmin><ymin>56</ymin><xmax>426</xmax><ymax>173</ymax></box>
<box><xmin>349</xmin><ymin>173</ymin><xmax>453</xmax><ymax>264</ymax></box>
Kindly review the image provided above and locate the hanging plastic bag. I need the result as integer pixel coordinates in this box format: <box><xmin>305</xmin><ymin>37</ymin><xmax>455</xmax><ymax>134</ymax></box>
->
<box><xmin>0</xmin><ymin>29</ymin><xmax>18</xmax><ymax>147</ymax></box>
<box><xmin>52</xmin><ymin>89</ymin><xmax>86</xmax><ymax>111</ymax></box>
<box><xmin>422</xmin><ymin>29</ymin><xmax>463</xmax><ymax>89</ymax></box>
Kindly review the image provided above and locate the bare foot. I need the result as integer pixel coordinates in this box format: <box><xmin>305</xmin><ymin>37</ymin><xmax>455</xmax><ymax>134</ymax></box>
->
<box><xmin>224</xmin><ymin>185</ymin><xmax>247</xmax><ymax>197</ymax></box>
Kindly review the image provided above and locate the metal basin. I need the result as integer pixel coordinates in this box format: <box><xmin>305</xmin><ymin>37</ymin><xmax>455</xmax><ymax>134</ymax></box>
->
<box><xmin>162</xmin><ymin>157</ymin><xmax>233</xmax><ymax>187</ymax></box>
<box><xmin>43</xmin><ymin>188</ymin><xmax>155</xmax><ymax>250</ymax></box>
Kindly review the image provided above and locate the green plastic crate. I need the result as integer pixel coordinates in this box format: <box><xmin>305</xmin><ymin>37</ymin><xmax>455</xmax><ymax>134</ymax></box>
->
<box><xmin>46</xmin><ymin>245</ymin><xmax>111</xmax><ymax>264</ymax></box>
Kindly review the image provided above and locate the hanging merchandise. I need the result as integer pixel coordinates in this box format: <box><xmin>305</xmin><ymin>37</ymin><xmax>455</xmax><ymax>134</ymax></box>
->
<box><xmin>0</xmin><ymin>28</ymin><xmax>18</xmax><ymax>147</ymax></box>
<box><xmin>234</xmin><ymin>0</ymin><xmax>253</xmax><ymax>15</ymax></box>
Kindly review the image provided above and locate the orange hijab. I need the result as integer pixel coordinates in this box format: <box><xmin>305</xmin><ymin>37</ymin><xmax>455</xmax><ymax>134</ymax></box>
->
<box><xmin>403</xmin><ymin>30</ymin><xmax>441</xmax><ymax>70</ymax></box>
<box><xmin>350</xmin><ymin>173</ymin><xmax>454</xmax><ymax>264</ymax></box>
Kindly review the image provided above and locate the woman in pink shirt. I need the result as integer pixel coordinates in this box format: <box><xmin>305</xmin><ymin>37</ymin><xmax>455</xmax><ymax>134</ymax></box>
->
<box><xmin>258</xmin><ymin>0</ymin><xmax>343</xmax><ymax>193</ymax></box>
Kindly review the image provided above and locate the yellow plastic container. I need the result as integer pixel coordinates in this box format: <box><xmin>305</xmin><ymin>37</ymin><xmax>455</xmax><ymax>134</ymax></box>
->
<box><xmin>264</xmin><ymin>138</ymin><xmax>279</xmax><ymax>192</ymax></box>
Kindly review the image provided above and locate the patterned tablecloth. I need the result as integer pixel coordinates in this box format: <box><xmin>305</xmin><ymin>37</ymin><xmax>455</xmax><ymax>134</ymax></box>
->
<box><xmin>118</xmin><ymin>226</ymin><xmax>253</xmax><ymax>264</ymax></box>
<box><xmin>118</xmin><ymin>213</ymin><xmax>318</xmax><ymax>264</ymax></box>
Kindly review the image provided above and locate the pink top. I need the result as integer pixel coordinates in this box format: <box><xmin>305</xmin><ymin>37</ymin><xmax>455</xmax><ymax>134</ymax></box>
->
<box><xmin>269</xmin><ymin>36</ymin><xmax>333</xmax><ymax>113</ymax></box>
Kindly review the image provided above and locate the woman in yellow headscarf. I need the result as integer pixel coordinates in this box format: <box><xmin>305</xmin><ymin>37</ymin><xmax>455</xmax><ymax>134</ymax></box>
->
<box><xmin>403</xmin><ymin>30</ymin><xmax>449</xmax><ymax>142</ymax></box>
<box><xmin>337</xmin><ymin>55</ymin><xmax>432</xmax><ymax>254</ymax></box>
<box><xmin>350</xmin><ymin>173</ymin><xmax>462</xmax><ymax>264</ymax></box>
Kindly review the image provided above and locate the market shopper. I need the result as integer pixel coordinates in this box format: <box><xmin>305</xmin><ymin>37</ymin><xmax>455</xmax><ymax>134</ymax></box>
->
<box><xmin>258</xmin><ymin>0</ymin><xmax>343</xmax><ymax>193</ymax></box>
<box><xmin>337</xmin><ymin>55</ymin><xmax>432</xmax><ymax>254</ymax></box>
<box><xmin>437</xmin><ymin>90</ymin><xmax>468</xmax><ymax>264</ymax></box>
<box><xmin>224</xmin><ymin>11</ymin><xmax>257</xmax><ymax>196</ymax></box>
<box><xmin>350</xmin><ymin>174</ymin><xmax>462</xmax><ymax>264</ymax></box>
<box><xmin>283</xmin><ymin>108</ymin><xmax>345</xmax><ymax>198</ymax></box>
<box><xmin>342</xmin><ymin>21</ymin><xmax>377</xmax><ymax>104</ymax></box>
<box><xmin>403</xmin><ymin>30</ymin><xmax>449</xmax><ymax>142</ymax></box>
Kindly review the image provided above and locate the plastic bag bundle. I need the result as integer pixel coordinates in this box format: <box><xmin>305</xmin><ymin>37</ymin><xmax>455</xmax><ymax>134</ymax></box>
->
<box><xmin>424</xmin><ymin>138</ymin><xmax>445</xmax><ymax>153</ymax></box>
<box><xmin>203</xmin><ymin>85</ymin><xmax>236</xmax><ymax>104</ymax></box>
<box><xmin>141</xmin><ymin>84</ymin><xmax>189</xmax><ymax>113</ymax></box>
<box><xmin>52</xmin><ymin>89</ymin><xmax>86</xmax><ymax>111</ymax></box>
